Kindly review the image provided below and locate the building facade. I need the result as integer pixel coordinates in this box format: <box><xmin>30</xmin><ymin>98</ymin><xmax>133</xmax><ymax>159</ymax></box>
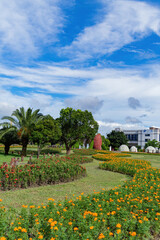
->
<box><xmin>115</xmin><ymin>127</ymin><xmax>160</xmax><ymax>149</ymax></box>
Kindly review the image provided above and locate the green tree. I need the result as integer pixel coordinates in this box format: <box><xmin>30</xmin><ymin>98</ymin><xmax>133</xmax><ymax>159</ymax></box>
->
<box><xmin>1</xmin><ymin>107</ymin><xmax>43</xmax><ymax>156</ymax></box>
<box><xmin>101</xmin><ymin>135</ymin><xmax>110</xmax><ymax>150</ymax></box>
<box><xmin>145</xmin><ymin>139</ymin><xmax>159</xmax><ymax>149</ymax></box>
<box><xmin>58</xmin><ymin>108</ymin><xmax>98</xmax><ymax>154</ymax></box>
<box><xmin>30</xmin><ymin>115</ymin><xmax>61</xmax><ymax>155</ymax></box>
<box><xmin>107</xmin><ymin>130</ymin><xmax>128</xmax><ymax>150</ymax></box>
<box><xmin>0</xmin><ymin>126</ymin><xmax>20</xmax><ymax>155</ymax></box>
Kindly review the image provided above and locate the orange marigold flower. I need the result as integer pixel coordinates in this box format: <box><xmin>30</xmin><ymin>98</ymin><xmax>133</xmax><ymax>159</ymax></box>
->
<box><xmin>98</xmin><ymin>233</ymin><xmax>105</xmax><ymax>239</ymax></box>
<box><xmin>38</xmin><ymin>235</ymin><xmax>43</xmax><ymax>239</ymax></box>
<box><xmin>116</xmin><ymin>223</ymin><xmax>121</xmax><ymax>228</ymax></box>
<box><xmin>117</xmin><ymin>229</ymin><xmax>121</xmax><ymax>234</ymax></box>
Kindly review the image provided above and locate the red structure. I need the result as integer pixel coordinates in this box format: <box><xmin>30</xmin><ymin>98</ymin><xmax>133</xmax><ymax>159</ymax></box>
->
<box><xmin>93</xmin><ymin>133</ymin><xmax>102</xmax><ymax>150</ymax></box>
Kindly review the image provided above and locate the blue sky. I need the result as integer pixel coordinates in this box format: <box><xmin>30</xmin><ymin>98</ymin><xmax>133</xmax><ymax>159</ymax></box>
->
<box><xmin>1</xmin><ymin>0</ymin><xmax>160</xmax><ymax>135</ymax></box>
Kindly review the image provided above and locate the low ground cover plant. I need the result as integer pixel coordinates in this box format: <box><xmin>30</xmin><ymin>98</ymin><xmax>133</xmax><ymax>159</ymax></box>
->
<box><xmin>0</xmin><ymin>151</ymin><xmax>160</xmax><ymax>239</ymax></box>
<box><xmin>73</xmin><ymin>149</ymin><xmax>97</xmax><ymax>155</ymax></box>
<box><xmin>59</xmin><ymin>154</ymin><xmax>93</xmax><ymax>164</ymax></box>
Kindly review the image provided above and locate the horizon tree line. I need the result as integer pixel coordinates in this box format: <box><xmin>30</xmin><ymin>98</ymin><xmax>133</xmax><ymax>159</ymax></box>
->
<box><xmin>0</xmin><ymin>107</ymin><xmax>99</xmax><ymax>156</ymax></box>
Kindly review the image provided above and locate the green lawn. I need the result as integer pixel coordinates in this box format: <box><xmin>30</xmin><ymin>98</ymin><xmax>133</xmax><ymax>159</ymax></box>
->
<box><xmin>0</xmin><ymin>152</ymin><xmax>34</xmax><ymax>164</ymax></box>
<box><xmin>0</xmin><ymin>159</ymin><xmax>130</xmax><ymax>209</ymax></box>
<box><xmin>130</xmin><ymin>152</ymin><xmax>160</xmax><ymax>168</ymax></box>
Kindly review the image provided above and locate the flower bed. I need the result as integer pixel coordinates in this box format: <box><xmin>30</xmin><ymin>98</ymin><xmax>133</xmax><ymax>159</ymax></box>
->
<box><xmin>0</xmin><ymin>157</ymin><xmax>86</xmax><ymax>191</ymax></box>
<box><xmin>29</xmin><ymin>155</ymin><xmax>93</xmax><ymax>165</ymax></box>
<box><xmin>93</xmin><ymin>152</ymin><xmax>131</xmax><ymax>161</ymax></box>
<box><xmin>0</xmin><ymin>153</ymin><xmax>160</xmax><ymax>239</ymax></box>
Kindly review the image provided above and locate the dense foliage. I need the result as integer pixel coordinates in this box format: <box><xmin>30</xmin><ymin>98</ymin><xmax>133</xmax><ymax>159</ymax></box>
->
<box><xmin>30</xmin><ymin>115</ymin><xmax>62</xmax><ymax>154</ymax></box>
<box><xmin>107</xmin><ymin>130</ymin><xmax>128</xmax><ymax>150</ymax></box>
<box><xmin>144</xmin><ymin>139</ymin><xmax>159</xmax><ymax>149</ymax></box>
<box><xmin>0</xmin><ymin>127</ymin><xmax>20</xmax><ymax>155</ymax></box>
<box><xmin>58</xmin><ymin>108</ymin><xmax>98</xmax><ymax>154</ymax></box>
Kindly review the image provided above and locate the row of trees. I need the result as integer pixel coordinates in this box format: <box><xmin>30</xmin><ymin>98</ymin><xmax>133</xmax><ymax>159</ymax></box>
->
<box><xmin>0</xmin><ymin>107</ymin><xmax>98</xmax><ymax>155</ymax></box>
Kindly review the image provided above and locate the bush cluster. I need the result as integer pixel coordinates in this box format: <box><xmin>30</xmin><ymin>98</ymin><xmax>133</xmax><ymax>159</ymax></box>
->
<box><xmin>0</xmin><ymin>157</ymin><xmax>86</xmax><ymax>191</ymax></box>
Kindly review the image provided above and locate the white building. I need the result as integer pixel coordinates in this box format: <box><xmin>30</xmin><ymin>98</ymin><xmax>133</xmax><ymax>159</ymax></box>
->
<box><xmin>115</xmin><ymin>127</ymin><xmax>160</xmax><ymax>149</ymax></box>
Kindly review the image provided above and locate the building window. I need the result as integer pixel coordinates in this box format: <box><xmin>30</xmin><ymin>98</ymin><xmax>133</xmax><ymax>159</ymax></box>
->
<box><xmin>145</xmin><ymin>139</ymin><xmax>149</xmax><ymax>142</ymax></box>
<box><xmin>125</xmin><ymin>134</ymin><xmax>138</xmax><ymax>141</ymax></box>
<box><xmin>145</xmin><ymin>134</ymin><xmax>150</xmax><ymax>136</ymax></box>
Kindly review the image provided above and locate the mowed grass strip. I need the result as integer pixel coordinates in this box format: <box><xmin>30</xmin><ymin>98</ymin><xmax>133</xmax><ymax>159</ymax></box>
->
<box><xmin>0</xmin><ymin>159</ymin><xmax>131</xmax><ymax>209</ymax></box>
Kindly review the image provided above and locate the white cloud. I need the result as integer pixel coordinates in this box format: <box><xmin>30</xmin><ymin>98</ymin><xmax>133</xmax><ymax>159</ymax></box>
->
<box><xmin>64</xmin><ymin>96</ymin><xmax>104</xmax><ymax>113</ymax></box>
<box><xmin>0</xmin><ymin>89</ymin><xmax>65</xmax><ymax>121</ymax></box>
<box><xmin>62</xmin><ymin>0</ymin><xmax>160</xmax><ymax>60</ymax></box>
<box><xmin>97</xmin><ymin>120</ymin><xmax>145</xmax><ymax>135</ymax></box>
<box><xmin>1</xmin><ymin>61</ymin><xmax>160</xmax><ymax>134</ymax></box>
<box><xmin>0</xmin><ymin>0</ymin><xmax>65</xmax><ymax>59</ymax></box>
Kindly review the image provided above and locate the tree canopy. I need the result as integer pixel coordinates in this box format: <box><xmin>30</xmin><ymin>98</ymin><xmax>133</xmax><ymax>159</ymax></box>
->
<box><xmin>58</xmin><ymin>108</ymin><xmax>98</xmax><ymax>154</ymax></box>
<box><xmin>107</xmin><ymin>130</ymin><xmax>128</xmax><ymax>150</ymax></box>
<box><xmin>145</xmin><ymin>139</ymin><xmax>159</xmax><ymax>149</ymax></box>
<box><xmin>1</xmin><ymin>107</ymin><xmax>43</xmax><ymax>156</ymax></box>
<box><xmin>30</xmin><ymin>115</ymin><xmax>61</xmax><ymax>154</ymax></box>
<box><xmin>0</xmin><ymin>126</ymin><xmax>20</xmax><ymax>155</ymax></box>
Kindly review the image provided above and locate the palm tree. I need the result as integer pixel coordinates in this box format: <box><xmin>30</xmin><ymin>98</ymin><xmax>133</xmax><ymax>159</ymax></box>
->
<box><xmin>1</xmin><ymin>107</ymin><xmax>43</xmax><ymax>156</ymax></box>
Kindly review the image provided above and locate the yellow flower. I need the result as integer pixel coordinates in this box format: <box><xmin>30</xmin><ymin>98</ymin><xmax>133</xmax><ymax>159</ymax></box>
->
<box><xmin>0</xmin><ymin>237</ymin><xmax>6</xmax><ymax>240</ymax></box>
<box><xmin>74</xmin><ymin>227</ymin><xmax>78</xmax><ymax>231</ymax></box>
<box><xmin>68</xmin><ymin>222</ymin><xmax>72</xmax><ymax>225</ymax></box>
<box><xmin>90</xmin><ymin>226</ymin><xmax>94</xmax><ymax>229</ymax></box>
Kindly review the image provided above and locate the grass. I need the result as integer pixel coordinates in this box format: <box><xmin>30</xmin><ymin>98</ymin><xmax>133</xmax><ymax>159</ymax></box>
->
<box><xmin>130</xmin><ymin>152</ymin><xmax>160</xmax><ymax>168</ymax></box>
<box><xmin>0</xmin><ymin>159</ymin><xmax>130</xmax><ymax>209</ymax></box>
<box><xmin>0</xmin><ymin>152</ymin><xmax>34</xmax><ymax>164</ymax></box>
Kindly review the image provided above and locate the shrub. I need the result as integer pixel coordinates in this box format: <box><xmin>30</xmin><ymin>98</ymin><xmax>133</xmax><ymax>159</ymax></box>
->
<box><xmin>0</xmin><ymin>157</ymin><xmax>86</xmax><ymax>190</ymax></box>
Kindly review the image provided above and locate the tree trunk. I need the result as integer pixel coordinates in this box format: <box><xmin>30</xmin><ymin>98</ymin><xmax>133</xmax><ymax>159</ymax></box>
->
<box><xmin>22</xmin><ymin>144</ymin><xmax>27</xmax><ymax>156</ymax></box>
<box><xmin>4</xmin><ymin>144</ymin><xmax>10</xmax><ymax>155</ymax></box>
<box><xmin>37</xmin><ymin>145</ymin><xmax>41</xmax><ymax>156</ymax></box>
<box><xmin>21</xmin><ymin>137</ymin><xmax>29</xmax><ymax>156</ymax></box>
<box><xmin>66</xmin><ymin>145</ymin><xmax>71</xmax><ymax>155</ymax></box>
